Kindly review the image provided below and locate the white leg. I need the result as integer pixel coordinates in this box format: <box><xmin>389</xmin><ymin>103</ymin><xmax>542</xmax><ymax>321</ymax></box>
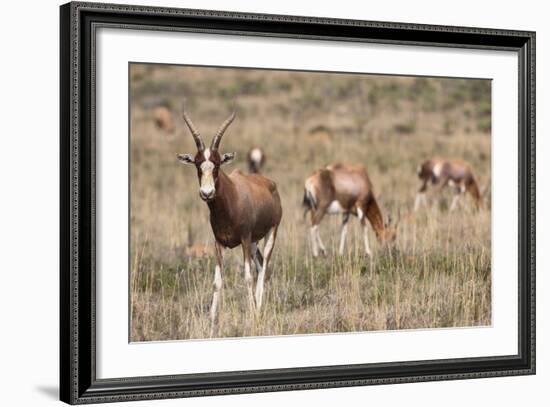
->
<box><xmin>243</xmin><ymin>258</ymin><xmax>255</xmax><ymax>311</ymax></box>
<box><xmin>357</xmin><ymin>208</ymin><xmax>372</xmax><ymax>256</ymax></box>
<box><xmin>310</xmin><ymin>225</ymin><xmax>319</xmax><ymax>257</ymax></box>
<box><xmin>363</xmin><ymin>223</ymin><xmax>372</xmax><ymax>256</ymax></box>
<box><xmin>210</xmin><ymin>264</ymin><xmax>222</xmax><ymax>323</ymax></box>
<box><xmin>255</xmin><ymin>227</ymin><xmax>276</xmax><ymax>309</ymax></box>
<box><xmin>450</xmin><ymin>194</ymin><xmax>460</xmax><ymax>212</ymax></box>
<box><xmin>315</xmin><ymin>227</ymin><xmax>327</xmax><ymax>256</ymax></box>
<box><xmin>338</xmin><ymin>215</ymin><xmax>349</xmax><ymax>255</ymax></box>
<box><xmin>250</xmin><ymin>243</ymin><xmax>262</xmax><ymax>274</ymax></box>
<box><xmin>210</xmin><ymin>243</ymin><xmax>224</xmax><ymax>323</ymax></box>
<box><xmin>414</xmin><ymin>192</ymin><xmax>427</xmax><ymax>211</ymax></box>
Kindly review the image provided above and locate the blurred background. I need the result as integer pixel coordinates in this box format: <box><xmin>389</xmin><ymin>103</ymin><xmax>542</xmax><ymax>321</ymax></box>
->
<box><xmin>129</xmin><ymin>63</ymin><xmax>491</xmax><ymax>341</ymax></box>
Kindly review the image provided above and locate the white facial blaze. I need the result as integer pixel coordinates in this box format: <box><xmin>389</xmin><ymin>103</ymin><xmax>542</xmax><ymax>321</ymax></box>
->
<box><xmin>199</xmin><ymin>149</ymin><xmax>215</xmax><ymax>197</ymax></box>
<box><xmin>250</xmin><ymin>148</ymin><xmax>262</xmax><ymax>164</ymax></box>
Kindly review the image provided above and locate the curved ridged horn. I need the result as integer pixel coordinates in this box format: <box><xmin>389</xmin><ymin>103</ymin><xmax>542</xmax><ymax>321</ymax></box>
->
<box><xmin>211</xmin><ymin>110</ymin><xmax>236</xmax><ymax>151</ymax></box>
<box><xmin>182</xmin><ymin>102</ymin><xmax>204</xmax><ymax>151</ymax></box>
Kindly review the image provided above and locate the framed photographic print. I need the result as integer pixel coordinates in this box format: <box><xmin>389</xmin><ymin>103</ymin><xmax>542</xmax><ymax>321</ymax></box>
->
<box><xmin>60</xmin><ymin>1</ymin><xmax>535</xmax><ymax>404</ymax></box>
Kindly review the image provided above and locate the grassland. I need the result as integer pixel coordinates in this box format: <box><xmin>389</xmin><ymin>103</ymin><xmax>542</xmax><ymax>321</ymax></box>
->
<box><xmin>129</xmin><ymin>64</ymin><xmax>491</xmax><ymax>341</ymax></box>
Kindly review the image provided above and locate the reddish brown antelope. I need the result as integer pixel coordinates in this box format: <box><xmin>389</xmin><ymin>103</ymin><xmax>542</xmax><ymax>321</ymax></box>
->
<box><xmin>414</xmin><ymin>158</ymin><xmax>482</xmax><ymax>212</ymax></box>
<box><xmin>303</xmin><ymin>163</ymin><xmax>397</xmax><ymax>257</ymax></box>
<box><xmin>153</xmin><ymin>106</ymin><xmax>175</xmax><ymax>133</ymax></box>
<box><xmin>177</xmin><ymin>106</ymin><xmax>282</xmax><ymax>322</ymax></box>
<box><xmin>247</xmin><ymin>146</ymin><xmax>266</xmax><ymax>174</ymax></box>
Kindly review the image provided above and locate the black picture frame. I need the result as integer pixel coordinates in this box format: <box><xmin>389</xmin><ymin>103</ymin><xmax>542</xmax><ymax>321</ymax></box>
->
<box><xmin>60</xmin><ymin>1</ymin><xmax>536</xmax><ymax>404</ymax></box>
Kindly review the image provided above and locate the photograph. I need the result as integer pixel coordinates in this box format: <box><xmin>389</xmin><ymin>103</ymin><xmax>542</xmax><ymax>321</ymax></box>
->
<box><xmin>129</xmin><ymin>63</ymin><xmax>492</xmax><ymax>341</ymax></box>
<box><xmin>57</xmin><ymin>2</ymin><xmax>536</xmax><ymax>403</ymax></box>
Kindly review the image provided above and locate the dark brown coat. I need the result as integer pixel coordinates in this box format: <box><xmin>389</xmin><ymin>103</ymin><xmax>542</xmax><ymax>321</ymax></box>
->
<box><xmin>207</xmin><ymin>168</ymin><xmax>282</xmax><ymax>249</ymax></box>
<box><xmin>177</xmin><ymin>106</ymin><xmax>282</xmax><ymax>319</ymax></box>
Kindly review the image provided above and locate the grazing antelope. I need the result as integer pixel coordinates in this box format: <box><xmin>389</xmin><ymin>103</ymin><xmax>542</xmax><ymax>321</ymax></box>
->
<box><xmin>247</xmin><ymin>146</ymin><xmax>266</xmax><ymax>174</ymax></box>
<box><xmin>303</xmin><ymin>163</ymin><xmax>397</xmax><ymax>257</ymax></box>
<box><xmin>153</xmin><ymin>106</ymin><xmax>175</xmax><ymax>133</ymax></box>
<box><xmin>177</xmin><ymin>106</ymin><xmax>282</xmax><ymax>322</ymax></box>
<box><xmin>414</xmin><ymin>158</ymin><xmax>482</xmax><ymax>212</ymax></box>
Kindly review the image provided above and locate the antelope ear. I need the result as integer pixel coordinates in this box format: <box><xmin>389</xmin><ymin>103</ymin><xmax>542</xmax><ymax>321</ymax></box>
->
<box><xmin>177</xmin><ymin>153</ymin><xmax>195</xmax><ymax>164</ymax></box>
<box><xmin>221</xmin><ymin>152</ymin><xmax>236</xmax><ymax>165</ymax></box>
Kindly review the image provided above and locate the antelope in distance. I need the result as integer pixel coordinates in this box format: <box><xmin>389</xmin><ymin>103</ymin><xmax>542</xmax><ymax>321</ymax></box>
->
<box><xmin>303</xmin><ymin>163</ymin><xmax>398</xmax><ymax>257</ymax></box>
<box><xmin>247</xmin><ymin>146</ymin><xmax>266</xmax><ymax>174</ymax></box>
<box><xmin>177</xmin><ymin>105</ymin><xmax>282</xmax><ymax>323</ymax></box>
<box><xmin>153</xmin><ymin>106</ymin><xmax>175</xmax><ymax>133</ymax></box>
<box><xmin>414</xmin><ymin>158</ymin><xmax>483</xmax><ymax>212</ymax></box>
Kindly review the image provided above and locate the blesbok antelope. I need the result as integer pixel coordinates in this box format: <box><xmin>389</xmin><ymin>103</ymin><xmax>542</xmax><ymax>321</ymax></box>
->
<box><xmin>303</xmin><ymin>163</ymin><xmax>398</xmax><ymax>257</ymax></box>
<box><xmin>414</xmin><ymin>158</ymin><xmax>482</xmax><ymax>212</ymax></box>
<box><xmin>153</xmin><ymin>106</ymin><xmax>175</xmax><ymax>133</ymax></box>
<box><xmin>247</xmin><ymin>146</ymin><xmax>266</xmax><ymax>174</ymax></box>
<box><xmin>177</xmin><ymin>105</ymin><xmax>282</xmax><ymax>322</ymax></box>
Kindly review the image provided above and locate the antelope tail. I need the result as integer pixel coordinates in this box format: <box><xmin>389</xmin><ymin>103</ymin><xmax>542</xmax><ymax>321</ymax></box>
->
<box><xmin>302</xmin><ymin>188</ymin><xmax>317</xmax><ymax>219</ymax></box>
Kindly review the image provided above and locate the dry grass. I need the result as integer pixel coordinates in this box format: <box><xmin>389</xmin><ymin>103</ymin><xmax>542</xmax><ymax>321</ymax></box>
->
<box><xmin>129</xmin><ymin>64</ymin><xmax>491</xmax><ymax>341</ymax></box>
